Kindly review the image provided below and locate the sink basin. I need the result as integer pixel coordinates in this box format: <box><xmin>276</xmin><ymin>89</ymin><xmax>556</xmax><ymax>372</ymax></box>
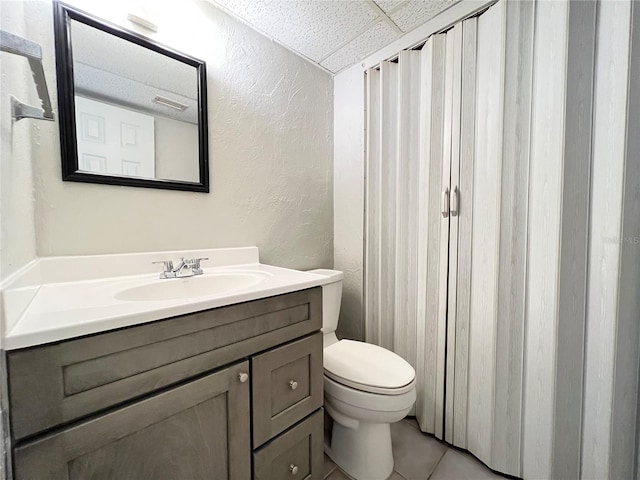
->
<box><xmin>115</xmin><ymin>272</ymin><xmax>268</xmax><ymax>302</ymax></box>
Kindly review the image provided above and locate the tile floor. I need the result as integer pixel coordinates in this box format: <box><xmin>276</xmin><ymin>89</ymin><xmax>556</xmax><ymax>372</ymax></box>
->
<box><xmin>323</xmin><ymin>417</ymin><xmax>510</xmax><ymax>480</ymax></box>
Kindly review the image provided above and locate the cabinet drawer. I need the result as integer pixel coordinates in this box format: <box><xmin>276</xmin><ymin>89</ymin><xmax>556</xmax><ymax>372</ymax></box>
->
<box><xmin>252</xmin><ymin>333</ymin><xmax>323</xmax><ymax>446</ymax></box>
<box><xmin>254</xmin><ymin>409</ymin><xmax>324</xmax><ymax>480</ymax></box>
<box><xmin>14</xmin><ymin>362</ymin><xmax>251</xmax><ymax>480</ymax></box>
<box><xmin>8</xmin><ymin>287</ymin><xmax>321</xmax><ymax>440</ymax></box>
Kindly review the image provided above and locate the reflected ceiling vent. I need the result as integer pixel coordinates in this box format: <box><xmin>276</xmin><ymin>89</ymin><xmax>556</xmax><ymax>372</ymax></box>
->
<box><xmin>153</xmin><ymin>95</ymin><xmax>189</xmax><ymax>111</ymax></box>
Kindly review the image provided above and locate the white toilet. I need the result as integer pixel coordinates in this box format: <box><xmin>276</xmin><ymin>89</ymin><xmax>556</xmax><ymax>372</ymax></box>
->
<box><xmin>309</xmin><ymin>269</ymin><xmax>416</xmax><ymax>480</ymax></box>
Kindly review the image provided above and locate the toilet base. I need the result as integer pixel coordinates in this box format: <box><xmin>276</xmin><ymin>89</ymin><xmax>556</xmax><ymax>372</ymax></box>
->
<box><xmin>326</xmin><ymin>421</ymin><xmax>394</xmax><ymax>480</ymax></box>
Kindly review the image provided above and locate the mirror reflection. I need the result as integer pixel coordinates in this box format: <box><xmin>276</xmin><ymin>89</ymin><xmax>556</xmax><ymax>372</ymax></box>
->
<box><xmin>71</xmin><ymin>20</ymin><xmax>199</xmax><ymax>182</ymax></box>
<box><xmin>54</xmin><ymin>2</ymin><xmax>209</xmax><ymax>192</ymax></box>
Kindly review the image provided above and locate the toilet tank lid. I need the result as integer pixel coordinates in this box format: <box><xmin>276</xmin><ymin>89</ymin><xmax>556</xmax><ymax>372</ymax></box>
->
<box><xmin>324</xmin><ymin>340</ymin><xmax>415</xmax><ymax>390</ymax></box>
<box><xmin>306</xmin><ymin>269</ymin><xmax>344</xmax><ymax>283</ymax></box>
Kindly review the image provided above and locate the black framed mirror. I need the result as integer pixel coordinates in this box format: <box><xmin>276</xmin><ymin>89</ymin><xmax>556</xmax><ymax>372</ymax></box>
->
<box><xmin>53</xmin><ymin>2</ymin><xmax>209</xmax><ymax>192</ymax></box>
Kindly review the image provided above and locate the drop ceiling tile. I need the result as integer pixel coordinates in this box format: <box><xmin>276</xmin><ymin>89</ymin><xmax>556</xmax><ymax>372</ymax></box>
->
<box><xmin>390</xmin><ymin>0</ymin><xmax>457</xmax><ymax>32</ymax></box>
<box><xmin>211</xmin><ymin>0</ymin><xmax>379</xmax><ymax>61</ymax></box>
<box><xmin>320</xmin><ymin>21</ymin><xmax>398</xmax><ymax>73</ymax></box>
<box><xmin>372</xmin><ymin>0</ymin><xmax>407</xmax><ymax>14</ymax></box>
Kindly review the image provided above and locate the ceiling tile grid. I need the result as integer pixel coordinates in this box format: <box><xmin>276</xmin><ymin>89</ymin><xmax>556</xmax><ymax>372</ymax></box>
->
<box><xmin>320</xmin><ymin>20</ymin><xmax>398</xmax><ymax>73</ymax></box>
<box><xmin>390</xmin><ymin>0</ymin><xmax>456</xmax><ymax>32</ymax></box>
<box><xmin>374</xmin><ymin>0</ymin><xmax>408</xmax><ymax>14</ymax></box>
<box><xmin>212</xmin><ymin>0</ymin><xmax>379</xmax><ymax>60</ymax></box>
<box><xmin>208</xmin><ymin>0</ymin><xmax>459</xmax><ymax>73</ymax></box>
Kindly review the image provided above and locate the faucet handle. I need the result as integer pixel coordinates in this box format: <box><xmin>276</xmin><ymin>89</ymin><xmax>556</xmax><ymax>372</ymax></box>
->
<box><xmin>152</xmin><ymin>260</ymin><xmax>174</xmax><ymax>271</ymax></box>
<box><xmin>191</xmin><ymin>257</ymin><xmax>209</xmax><ymax>268</ymax></box>
<box><xmin>152</xmin><ymin>260</ymin><xmax>174</xmax><ymax>276</ymax></box>
<box><xmin>188</xmin><ymin>257</ymin><xmax>208</xmax><ymax>274</ymax></box>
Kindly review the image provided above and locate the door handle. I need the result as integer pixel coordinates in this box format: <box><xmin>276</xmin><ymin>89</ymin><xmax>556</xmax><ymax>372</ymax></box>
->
<box><xmin>441</xmin><ymin>187</ymin><xmax>450</xmax><ymax>218</ymax></box>
<box><xmin>450</xmin><ymin>186</ymin><xmax>459</xmax><ymax>217</ymax></box>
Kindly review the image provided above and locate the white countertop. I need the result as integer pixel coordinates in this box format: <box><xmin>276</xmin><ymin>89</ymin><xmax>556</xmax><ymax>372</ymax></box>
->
<box><xmin>0</xmin><ymin>247</ymin><xmax>330</xmax><ymax>350</ymax></box>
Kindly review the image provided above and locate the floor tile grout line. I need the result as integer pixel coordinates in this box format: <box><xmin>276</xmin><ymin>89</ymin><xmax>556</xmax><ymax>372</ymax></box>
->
<box><xmin>403</xmin><ymin>417</ymin><xmax>422</xmax><ymax>431</ymax></box>
<box><xmin>332</xmin><ymin>462</ymin><xmax>410</xmax><ymax>480</ymax></box>
<box><xmin>324</xmin><ymin>455</ymin><xmax>338</xmax><ymax>479</ymax></box>
<box><xmin>326</xmin><ymin>419</ymin><xmax>506</xmax><ymax>480</ymax></box>
<box><xmin>334</xmin><ymin>465</ymin><xmax>355</xmax><ymax>480</ymax></box>
<box><xmin>393</xmin><ymin>469</ymin><xmax>409</xmax><ymax>480</ymax></box>
<box><xmin>324</xmin><ymin>465</ymin><xmax>337</xmax><ymax>479</ymax></box>
<box><xmin>426</xmin><ymin>447</ymin><xmax>450</xmax><ymax>480</ymax></box>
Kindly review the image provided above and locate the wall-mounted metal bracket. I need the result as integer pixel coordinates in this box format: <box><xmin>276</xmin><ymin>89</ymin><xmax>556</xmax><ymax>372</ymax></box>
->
<box><xmin>1</xmin><ymin>29</ymin><xmax>54</xmax><ymax>122</ymax></box>
<box><xmin>10</xmin><ymin>96</ymin><xmax>50</xmax><ymax>121</ymax></box>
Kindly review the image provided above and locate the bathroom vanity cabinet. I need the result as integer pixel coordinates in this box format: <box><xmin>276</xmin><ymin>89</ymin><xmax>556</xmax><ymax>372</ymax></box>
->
<box><xmin>6</xmin><ymin>287</ymin><xmax>325</xmax><ymax>479</ymax></box>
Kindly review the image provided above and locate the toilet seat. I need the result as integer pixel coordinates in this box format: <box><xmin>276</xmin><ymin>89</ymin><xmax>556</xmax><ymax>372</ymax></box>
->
<box><xmin>324</xmin><ymin>340</ymin><xmax>416</xmax><ymax>395</ymax></box>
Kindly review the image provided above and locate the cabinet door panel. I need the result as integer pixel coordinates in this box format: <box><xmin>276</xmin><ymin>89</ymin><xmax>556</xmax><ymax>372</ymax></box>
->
<box><xmin>69</xmin><ymin>395</ymin><xmax>228</xmax><ymax>479</ymax></box>
<box><xmin>14</xmin><ymin>362</ymin><xmax>250</xmax><ymax>480</ymax></box>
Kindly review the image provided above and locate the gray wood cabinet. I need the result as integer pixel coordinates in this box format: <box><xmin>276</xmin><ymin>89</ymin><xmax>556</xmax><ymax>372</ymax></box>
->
<box><xmin>6</xmin><ymin>288</ymin><xmax>324</xmax><ymax>480</ymax></box>
<box><xmin>8</xmin><ymin>288</ymin><xmax>321</xmax><ymax>440</ymax></box>
<box><xmin>254</xmin><ymin>409</ymin><xmax>324</xmax><ymax>480</ymax></box>
<box><xmin>15</xmin><ymin>362</ymin><xmax>251</xmax><ymax>480</ymax></box>
<box><xmin>252</xmin><ymin>333</ymin><xmax>323</xmax><ymax>446</ymax></box>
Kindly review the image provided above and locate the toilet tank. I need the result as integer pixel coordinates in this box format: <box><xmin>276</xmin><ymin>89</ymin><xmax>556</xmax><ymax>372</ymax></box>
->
<box><xmin>307</xmin><ymin>269</ymin><xmax>343</xmax><ymax>335</ymax></box>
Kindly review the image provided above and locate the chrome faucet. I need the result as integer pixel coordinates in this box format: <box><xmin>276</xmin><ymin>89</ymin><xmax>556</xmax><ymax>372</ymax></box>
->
<box><xmin>153</xmin><ymin>257</ymin><xmax>208</xmax><ymax>279</ymax></box>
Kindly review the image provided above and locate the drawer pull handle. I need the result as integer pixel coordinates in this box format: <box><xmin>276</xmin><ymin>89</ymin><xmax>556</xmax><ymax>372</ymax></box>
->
<box><xmin>290</xmin><ymin>464</ymin><xmax>299</xmax><ymax>475</ymax></box>
<box><xmin>238</xmin><ymin>372</ymin><xmax>249</xmax><ymax>383</ymax></box>
<box><xmin>289</xmin><ymin>380</ymin><xmax>298</xmax><ymax>390</ymax></box>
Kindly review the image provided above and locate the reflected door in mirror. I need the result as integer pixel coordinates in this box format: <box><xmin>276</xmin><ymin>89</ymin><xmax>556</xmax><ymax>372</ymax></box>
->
<box><xmin>75</xmin><ymin>96</ymin><xmax>155</xmax><ymax>178</ymax></box>
<box><xmin>54</xmin><ymin>2</ymin><xmax>209</xmax><ymax>192</ymax></box>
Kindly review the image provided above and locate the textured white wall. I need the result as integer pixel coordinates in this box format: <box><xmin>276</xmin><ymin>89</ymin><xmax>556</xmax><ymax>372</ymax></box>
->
<box><xmin>0</xmin><ymin>2</ymin><xmax>38</xmax><ymax>474</ymax></box>
<box><xmin>23</xmin><ymin>0</ymin><xmax>333</xmax><ymax>270</ymax></box>
<box><xmin>0</xmin><ymin>1</ymin><xmax>38</xmax><ymax>283</ymax></box>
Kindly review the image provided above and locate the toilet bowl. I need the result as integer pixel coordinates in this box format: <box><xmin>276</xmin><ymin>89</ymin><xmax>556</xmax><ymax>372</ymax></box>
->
<box><xmin>307</xmin><ymin>269</ymin><xmax>417</xmax><ymax>480</ymax></box>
